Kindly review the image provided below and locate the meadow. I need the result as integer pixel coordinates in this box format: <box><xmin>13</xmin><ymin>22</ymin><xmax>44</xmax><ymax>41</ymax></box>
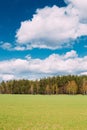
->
<box><xmin>0</xmin><ymin>95</ymin><xmax>87</xmax><ymax>130</ymax></box>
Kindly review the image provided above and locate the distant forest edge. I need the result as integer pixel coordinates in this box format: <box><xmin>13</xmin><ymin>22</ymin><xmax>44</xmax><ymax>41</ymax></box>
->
<box><xmin>0</xmin><ymin>75</ymin><xmax>87</xmax><ymax>94</ymax></box>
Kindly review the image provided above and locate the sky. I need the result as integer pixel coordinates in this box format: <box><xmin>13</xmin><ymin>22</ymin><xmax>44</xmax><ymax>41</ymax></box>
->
<box><xmin>0</xmin><ymin>0</ymin><xmax>87</xmax><ymax>81</ymax></box>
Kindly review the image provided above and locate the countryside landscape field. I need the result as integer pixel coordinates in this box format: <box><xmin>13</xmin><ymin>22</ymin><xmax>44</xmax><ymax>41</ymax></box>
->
<box><xmin>0</xmin><ymin>0</ymin><xmax>87</xmax><ymax>129</ymax></box>
<box><xmin>0</xmin><ymin>95</ymin><xmax>87</xmax><ymax>130</ymax></box>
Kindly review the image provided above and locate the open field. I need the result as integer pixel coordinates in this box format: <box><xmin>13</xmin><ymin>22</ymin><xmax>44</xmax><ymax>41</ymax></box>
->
<box><xmin>0</xmin><ymin>95</ymin><xmax>87</xmax><ymax>130</ymax></box>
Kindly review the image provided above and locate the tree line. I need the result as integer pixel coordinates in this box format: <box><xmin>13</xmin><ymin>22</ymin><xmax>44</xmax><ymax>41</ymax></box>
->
<box><xmin>0</xmin><ymin>75</ymin><xmax>87</xmax><ymax>94</ymax></box>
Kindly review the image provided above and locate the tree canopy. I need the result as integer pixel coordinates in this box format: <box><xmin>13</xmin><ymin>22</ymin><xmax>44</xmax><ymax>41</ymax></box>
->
<box><xmin>0</xmin><ymin>75</ymin><xmax>87</xmax><ymax>95</ymax></box>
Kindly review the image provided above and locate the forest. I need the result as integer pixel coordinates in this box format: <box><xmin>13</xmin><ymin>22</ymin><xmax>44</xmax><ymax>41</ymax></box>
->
<box><xmin>0</xmin><ymin>75</ymin><xmax>87</xmax><ymax>95</ymax></box>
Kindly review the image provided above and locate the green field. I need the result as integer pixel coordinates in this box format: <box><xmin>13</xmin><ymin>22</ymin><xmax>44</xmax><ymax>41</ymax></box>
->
<box><xmin>0</xmin><ymin>95</ymin><xmax>87</xmax><ymax>130</ymax></box>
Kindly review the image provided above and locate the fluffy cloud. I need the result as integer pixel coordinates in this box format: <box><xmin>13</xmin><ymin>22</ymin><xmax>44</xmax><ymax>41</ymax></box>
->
<box><xmin>14</xmin><ymin>46</ymin><xmax>26</xmax><ymax>51</ymax></box>
<box><xmin>0</xmin><ymin>74</ymin><xmax>14</xmax><ymax>81</ymax></box>
<box><xmin>16</xmin><ymin>0</ymin><xmax>87</xmax><ymax>49</ymax></box>
<box><xmin>65</xmin><ymin>0</ymin><xmax>87</xmax><ymax>23</ymax></box>
<box><xmin>0</xmin><ymin>42</ymin><xmax>12</xmax><ymax>50</ymax></box>
<box><xmin>0</xmin><ymin>50</ymin><xmax>87</xmax><ymax>81</ymax></box>
<box><xmin>64</xmin><ymin>50</ymin><xmax>78</xmax><ymax>59</ymax></box>
<box><xmin>0</xmin><ymin>41</ymin><xmax>28</xmax><ymax>51</ymax></box>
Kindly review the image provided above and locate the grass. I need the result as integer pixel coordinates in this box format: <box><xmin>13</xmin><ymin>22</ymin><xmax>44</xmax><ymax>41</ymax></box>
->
<box><xmin>0</xmin><ymin>95</ymin><xmax>87</xmax><ymax>130</ymax></box>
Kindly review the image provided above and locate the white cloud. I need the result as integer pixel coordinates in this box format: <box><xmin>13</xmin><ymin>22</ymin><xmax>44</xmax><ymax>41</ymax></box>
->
<box><xmin>14</xmin><ymin>46</ymin><xmax>26</xmax><ymax>51</ymax></box>
<box><xmin>65</xmin><ymin>0</ymin><xmax>87</xmax><ymax>23</ymax></box>
<box><xmin>16</xmin><ymin>0</ymin><xmax>87</xmax><ymax>49</ymax></box>
<box><xmin>0</xmin><ymin>50</ymin><xmax>87</xmax><ymax>81</ymax></box>
<box><xmin>80</xmin><ymin>72</ymin><xmax>87</xmax><ymax>75</ymax></box>
<box><xmin>64</xmin><ymin>50</ymin><xmax>78</xmax><ymax>59</ymax></box>
<box><xmin>0</xmin><ymin>42</ymin><xmax>12</xmax><ymax>50</ymax></box>
<box><xmin>0</xmin><ymin>74</ymin><xmax>14</xmax><ymax>81</ymax></box>
<box><xmin>0</xmin><ymin>41</ymin><xmax>29</xmax><ymax>51</ymax></box>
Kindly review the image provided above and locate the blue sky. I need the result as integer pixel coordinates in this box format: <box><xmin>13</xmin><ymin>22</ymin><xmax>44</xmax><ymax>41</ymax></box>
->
<box><xmin>0</xmin><ymin>0</ymin><xmax>87</xmax><ymax>81</ymax></box>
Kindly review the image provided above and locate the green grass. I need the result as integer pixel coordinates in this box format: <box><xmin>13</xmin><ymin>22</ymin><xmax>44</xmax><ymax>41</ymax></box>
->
<box><xmin>0</xmin><ymin>95</ymin><xmax>87</xmax><ymax>130</ymax></box>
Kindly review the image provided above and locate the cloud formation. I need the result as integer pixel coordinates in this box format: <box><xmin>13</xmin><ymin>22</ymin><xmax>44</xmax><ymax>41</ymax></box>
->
<box><xmin>0</xmin><ymin>42</ymin><xmax>12</xmax><ymax>50</ymax></box>
<box><xmin>65</xmin><ymin>0</ymin><xmax>87</xmax><ymax>23</ymax></box>
<box><xmin>0</xmin><ymin>50</ymin><xmax>87</xmax><ymax>81</ymax></box>
<box><xmin>0</xmin><ymin>41</ymin><xmax>27</xmax><ymax>51</ymax></box>
<box><xmin>16</xmin><ymin>0</ymin><xmax>87</xmax><ymax>49</ymax></box>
